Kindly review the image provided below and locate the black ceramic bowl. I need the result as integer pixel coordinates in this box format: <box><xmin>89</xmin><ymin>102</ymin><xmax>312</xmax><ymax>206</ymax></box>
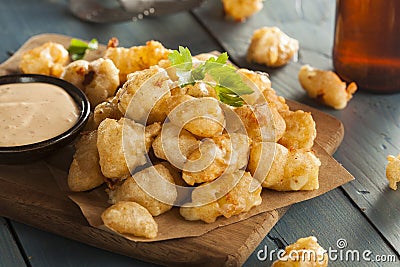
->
<box><xmin>0</xmin><ymin>74</ymin><xmax>90</xmax><ymax>164</ymax></box>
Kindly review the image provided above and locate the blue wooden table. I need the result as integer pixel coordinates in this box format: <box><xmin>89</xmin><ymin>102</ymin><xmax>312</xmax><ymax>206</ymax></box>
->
<box><xmin>0</xmin><ymin>0</ymin><xmax>399</xmax><ymax>266</ymax></box>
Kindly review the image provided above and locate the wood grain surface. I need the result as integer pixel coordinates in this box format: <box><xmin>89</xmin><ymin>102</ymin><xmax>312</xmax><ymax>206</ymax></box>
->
<box><xmin>0</xmin><ymin>34</ymin><xmax>346</xmax><ymax>267</ymax></box>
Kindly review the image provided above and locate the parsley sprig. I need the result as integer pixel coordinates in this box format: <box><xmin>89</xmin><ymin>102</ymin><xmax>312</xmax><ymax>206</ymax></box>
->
<box><xmin>67</xmin><ymin>38</ymin><xmax>98</xmax><ymax>61</ymax></box>
<box><xmin>168</xmin><ymin>46</ymin><xmax>253</xmax><ymax>107</ymax></box>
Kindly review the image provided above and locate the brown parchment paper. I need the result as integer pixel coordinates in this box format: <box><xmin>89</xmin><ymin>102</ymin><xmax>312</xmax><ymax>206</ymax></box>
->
<box><xmin>0</xmin><ymin>33</ymin><xmax>354</xmax><ymax>243</ymax></box>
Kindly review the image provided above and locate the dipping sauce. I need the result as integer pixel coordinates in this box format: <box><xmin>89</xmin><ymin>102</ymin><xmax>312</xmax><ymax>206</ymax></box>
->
<box><xmin>0</xmin><ymin>82</ymin><xmax>79</xmax><ymax>147</ymax></box>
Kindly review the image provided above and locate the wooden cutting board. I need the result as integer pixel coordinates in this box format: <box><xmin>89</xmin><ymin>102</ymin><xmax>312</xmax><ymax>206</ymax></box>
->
<box><xmin>0</xmin><ymin>34</ymin><xmax>345</xmax><ymax>267</ymax></box>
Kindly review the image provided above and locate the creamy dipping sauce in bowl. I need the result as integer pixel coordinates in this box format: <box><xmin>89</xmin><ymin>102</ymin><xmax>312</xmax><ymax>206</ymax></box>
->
<box><xmin>0</xmin><ymin>74</ymin><xmax>90</xmax><ymax>164</ymax></box>
<box><xmin>0</xmin><ymin>82</ymin><xmax>80</xmax><ymax>147</ymax></box>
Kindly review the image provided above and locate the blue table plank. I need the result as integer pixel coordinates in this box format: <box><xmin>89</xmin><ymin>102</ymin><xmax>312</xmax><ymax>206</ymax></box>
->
<box><xmin>10</xmin><ymin>221</ymin><xmax>155</xmax><ymax>267</ymax></box>
<box><xmin>0</xmin><ymin>218</ymin><xmax>26</xmax><ymax>267</ymax></box>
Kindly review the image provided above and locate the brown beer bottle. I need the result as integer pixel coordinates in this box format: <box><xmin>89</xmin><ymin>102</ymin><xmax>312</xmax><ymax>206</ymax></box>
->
<box><xmin>333</xmin><ymin>0</ymin><xmax>400</xmax><ymax>93</ymax></box>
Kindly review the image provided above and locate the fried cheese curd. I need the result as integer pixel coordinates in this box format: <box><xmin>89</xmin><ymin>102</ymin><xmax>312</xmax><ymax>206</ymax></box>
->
<box><xmin>238</xmin><ymin>70</ymin><xmax>316</xmax><ymax>150</ymax></box>
<box><xmin>167</xmin><ymin>96</ymin><xmax>226</xmax><ymax>138</ymax></box>
<box><xmin>93</xmin><ymin>96</ymin><xmax>123</xmax><ymax>128</ymax></box>
<box><xmin>61</xmin><ymin>58</ymin><xmax>120</xmax><ymax>107</ymax></box>
<box><xmin>278</xmin><ymin>110</ymin><xmax>316</xmax><ymax>150</ymax></box>
<box><xmin>386</xmin><ymin>154</ymin><xmax>400</xmax><ymax>190</ymax></box>
<box><xmin>237</xmin><ymin>68</ymin><xmax>272</xmax><ymax>105</ymax></box>
<box><xmin>248</xmin><ymin>142</ymin><xmax>320</xmax><ymax>191</ymax></box>
<box><xmin>180</xmin><ymin>171</ymin><xmax>262</xmax><ymax>223</ymax></box>
<box><xmin>117</xmin><ymin>65</ymin><xmax>173</xmax><ymax>125</ymax></box>
<box><xmin>152</xmin><ymin>122</ymin><xmax>200</xmax><ymax>167</ymax></box>
<box><xmin>101</xmin><ymin>201</ymin><xmax>158</xmax><ymax>239</ymax></box>
<box><xmin>237</xmin><ymin>68</ymin><xmax>290</xmax><ymax>112</ymax></box>
<box><xmin>19</xmin><ymin>42</ymin><xmax>69</xmax><ymax>77</ymax></box>
<box><xmin>299</xmin><ymin>64</ymin><xmax>358</xmax><ymax>110</ymax></box>
<box><xmin>68</xmin><ymin>130</ymin><xmax>105</xmax><ymax>192</ymax></box>
<box><xmin>271</xmin><ymin>236</ymin><xmax>328</xmax><ymax>267</ymax></box>
<box><xmin>97</xmin><ymin>118</ymin><xmax>160</xmax><ymax>179</ymax></box>
<box><xmin>104</xmin><ymin>39</ymin><xmax>171</xmax><ymax>83</ymax></box>
<box><xmin>235</xmin><ymin>103</ymin><xmax>286</xmax><ymax>142</ymax></box>
<box><xmin>108</xmin><ymin>164</ymin><xmax>177</xmax><ymax>216</ymax></box>
<box><xmin>222</xmin><ymin>0</ymin><xmax>264</xmax><ymax>22</ymax></box>
<box><xmin>182</xmin><ymin>133</ymin><xmax>250</xmax><ymax>185</ymax></box>
<box><xmin>247</xmin><ymin>27</ymin><xmax>299</xmax><ymax>68</ymax></box>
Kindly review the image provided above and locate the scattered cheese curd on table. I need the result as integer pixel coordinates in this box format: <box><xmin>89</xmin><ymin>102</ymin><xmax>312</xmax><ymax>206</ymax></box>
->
<box><xmin>247</xmin><ymin>27</ymin><xmax>299</xmax><ymax>67</ymax></box>
<box><xmin>386</xmin><ymin>154</ymin><xmax>400</xmax><ymax>190</ymax></box>
<box><xmin>271</xmin><ymin>236</ymin><xmax>328</xmax><ymax>267</ymax></box>
<box><xmin>298</xmin><ymin>64</ymin><xmax>357</xmax><ymax>110</ymax></box>
<box><xmin>222</xmin><ymin>0</ymin><xmax>263</xmax><ymax>22</ymax></box>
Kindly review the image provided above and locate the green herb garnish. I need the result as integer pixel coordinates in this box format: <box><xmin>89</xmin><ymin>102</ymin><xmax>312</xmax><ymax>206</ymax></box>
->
<box><xmin>67</xmin><ymin>38</ymin><xmax>98</xmax><ymax>61</ymax></box>
<box><xmin>168</xmin><ymin>47</ymin><xmax>253</xmax><ymax>107</ymax></box>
